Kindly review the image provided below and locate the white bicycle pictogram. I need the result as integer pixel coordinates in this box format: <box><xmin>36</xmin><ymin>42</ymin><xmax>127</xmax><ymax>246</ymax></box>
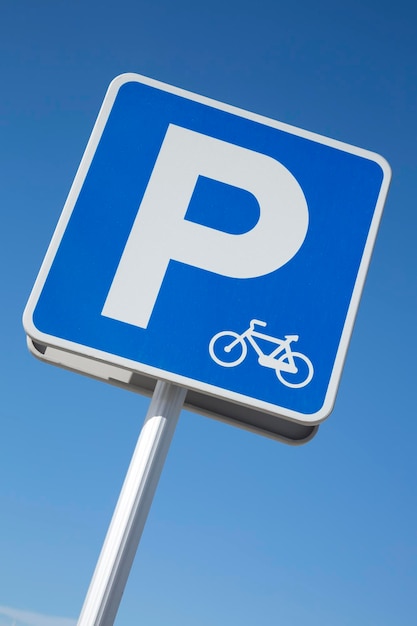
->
<box><xmin>209</xmin><ymin>319</ymin><xmax>314</xmax><ymax>388</ymax></box>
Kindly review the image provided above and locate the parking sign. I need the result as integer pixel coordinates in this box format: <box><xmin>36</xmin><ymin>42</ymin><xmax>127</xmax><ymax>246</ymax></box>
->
<box><xmin>23</xmin><ymin>73</ymin><xmax>390</xmax><ymax>441</ymax></box>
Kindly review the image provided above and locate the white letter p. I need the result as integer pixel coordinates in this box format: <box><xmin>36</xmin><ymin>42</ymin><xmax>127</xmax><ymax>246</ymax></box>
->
<box><xmin>102</xmin><ymin>124</ymin><xmax>308</xmax><ymax>328</ymax></box>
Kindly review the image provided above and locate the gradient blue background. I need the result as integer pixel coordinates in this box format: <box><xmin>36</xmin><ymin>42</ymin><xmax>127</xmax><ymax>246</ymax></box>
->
<box><xmin>1</xmin><ymin>1</ymin><xmax>416</xmax><ymax>625</ymax></box>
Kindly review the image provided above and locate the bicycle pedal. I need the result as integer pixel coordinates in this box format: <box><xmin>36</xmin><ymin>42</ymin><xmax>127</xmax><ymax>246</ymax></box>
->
<box><xmin>258</xmin><ymin>355</ymin><xmax>272</xmax><ymax>367</ymax></box>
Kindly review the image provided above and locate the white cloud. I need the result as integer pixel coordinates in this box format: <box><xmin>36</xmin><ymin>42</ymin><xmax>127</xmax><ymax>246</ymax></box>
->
<box><xmin>0</xmin><ymin>606</ymin><xmax>76</xmax><ymax>626</ymax></box>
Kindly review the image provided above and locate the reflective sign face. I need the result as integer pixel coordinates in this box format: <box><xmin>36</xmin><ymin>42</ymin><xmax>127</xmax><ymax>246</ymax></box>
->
<box><xmin>24</xmin><ymin>73</ymin><xmax>390</xmax><ymax>425</ymax></box>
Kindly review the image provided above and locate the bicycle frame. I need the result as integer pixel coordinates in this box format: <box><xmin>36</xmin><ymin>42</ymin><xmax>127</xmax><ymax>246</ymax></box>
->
<box><xmin>209</xmin><ymin>319</ymin><xmax>314</xmax><ymax>388</ymax></box>
<box><xmin>229</xmin><ymin>320</ymin><xmax>298</xmax><ymax>373</ymax></box>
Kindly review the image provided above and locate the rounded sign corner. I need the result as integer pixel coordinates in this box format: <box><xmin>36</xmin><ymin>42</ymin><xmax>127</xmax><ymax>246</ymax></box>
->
<box><xmin>367</xmin><ymin>150</ymin><xmax>392</xmax><ymax>183</ymax></box>
<box><xmin>297</xmin><ymin>395</ymin><xmax>337</xmax><ymax>426</ymax></box>
<box><xmin>107</xmin><ymin>72</ymin><xmax>140</xmax><ymax>91</ymax></box>
<box><xmin>22</xmin><ymin>303</ymin><xmax>38</xmax><ymax>342</ymax></box>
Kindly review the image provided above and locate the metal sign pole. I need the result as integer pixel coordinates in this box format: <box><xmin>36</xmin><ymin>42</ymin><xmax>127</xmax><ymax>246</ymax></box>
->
<box><xmin>76</xmin><ymin>380</ymin><xmax>187</xmax><ymax>626</ymax></box>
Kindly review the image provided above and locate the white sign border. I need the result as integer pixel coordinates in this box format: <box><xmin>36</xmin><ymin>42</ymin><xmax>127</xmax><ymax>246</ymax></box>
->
<box><xmin>23</xmin><ymin>73</ymin><xmax>391</xmax><ymax>426</ymax></box>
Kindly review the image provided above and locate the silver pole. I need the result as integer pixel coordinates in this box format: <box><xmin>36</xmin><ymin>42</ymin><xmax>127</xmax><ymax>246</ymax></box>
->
<box><xmin>76</xmin><ymin>380</ymin><xmax>187</xmax><ymax>626</ymax></box>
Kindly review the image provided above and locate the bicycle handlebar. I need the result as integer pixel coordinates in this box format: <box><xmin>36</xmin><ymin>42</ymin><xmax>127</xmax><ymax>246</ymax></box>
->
<box><xmin>250</xmin><ymin>319</ymin><xmax>267</xmax><ymax>328</ymax></box>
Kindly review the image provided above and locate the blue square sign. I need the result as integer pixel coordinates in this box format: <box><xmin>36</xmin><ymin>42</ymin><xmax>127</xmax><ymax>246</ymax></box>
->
<box><xmin>24</xmin><ymin>74</ymin><xmax>390</xmax><ymax>430</ymax></box>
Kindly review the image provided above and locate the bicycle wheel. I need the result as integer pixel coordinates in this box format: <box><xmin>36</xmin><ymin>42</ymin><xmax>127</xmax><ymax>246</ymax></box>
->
<box><xmin>275</xmin><ymin>351</ymin><xmax>314</xmax><ymax>388</ymax></box>
<box><xmin>209</xmin><ymin>331</ymin><xmax>247</xmax><ymax>367</ymax></box>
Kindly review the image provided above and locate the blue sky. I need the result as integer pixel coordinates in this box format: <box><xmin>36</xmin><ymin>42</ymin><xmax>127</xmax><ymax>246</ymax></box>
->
<box><xmin>1</xmin><ymin>1</ymin><xmax>416</xmax><ymax>625</ymax></box>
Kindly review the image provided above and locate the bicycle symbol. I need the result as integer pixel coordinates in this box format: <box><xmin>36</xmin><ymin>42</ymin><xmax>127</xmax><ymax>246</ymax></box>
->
<box><xmin>209</xmin><ymin>319</ymin><xmax>314</xmax><ymax>388</ymax></box>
